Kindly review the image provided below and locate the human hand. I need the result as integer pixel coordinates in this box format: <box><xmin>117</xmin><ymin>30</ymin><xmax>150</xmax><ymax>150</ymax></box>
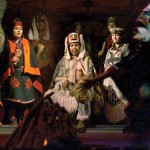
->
<box><xmin>98</xmin><ymin>50</ymin><xmax>104</xmax><ymax>58</ymax></box>
<box><xmin>0</xmin><ymin>101</ymin><xmax>3</xmax><ymax>107</ymax></box>
<box><xmin>44</xmin><ymin>89</ymin><xmax>54</xmax><ymax>98</ymax></box>
<box><xmin>13</xmin><ymin>56</ymin><xmax>19</xmax><ymax>65</ymax></box>
<box><xmin>63</xmin><ymin>80</ymin><xmax>69</xmax><ymax>88</ymax></box>
<box><xmin>15</xmin><ymin>49</ymin><xmax>22</xmax><ymax>57</ymax></box>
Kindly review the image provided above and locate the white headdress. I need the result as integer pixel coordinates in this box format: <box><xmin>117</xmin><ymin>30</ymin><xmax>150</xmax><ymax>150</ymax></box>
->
<box><xmin>28</xmin><ymin>13</ymin><xmax>50</xmax><ymax>41</ymax></box>
<box><xmin>64</xmin><ymin>32</ymin><xmax>86</xmax><ymax>60</ymax></box>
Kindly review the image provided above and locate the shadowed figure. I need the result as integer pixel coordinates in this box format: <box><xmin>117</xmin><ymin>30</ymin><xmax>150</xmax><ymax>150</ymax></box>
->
<box><xmin>29</xmin><ymin>11</ymin><xmax>57</xmax><ymax>91</ymax></box>
<box><xmin>81</xmin><ymin>3</ymin><xmax>150</xmax><ymax>146</ymax></box>
<box><xmin>44</xmin><ymin>32</ymin><xmax>104</xmax><ymax>132</ymax></box>
<box><xmin>0</xmin><ymin>18</ymin><xmax>43</xmax><ymax>125</ymax></box>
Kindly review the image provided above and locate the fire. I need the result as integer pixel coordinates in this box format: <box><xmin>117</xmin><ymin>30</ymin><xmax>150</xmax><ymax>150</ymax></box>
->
<box><xmin>43</xmin><ymin>137</ymin><xmax>48</xmax><ymax>146</ymax></box>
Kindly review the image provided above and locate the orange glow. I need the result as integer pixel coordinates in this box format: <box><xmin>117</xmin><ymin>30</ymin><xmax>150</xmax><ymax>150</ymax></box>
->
<box><xmin>43</xmin><ymin>137</ymin><xmax>48</xmax><ymax>146</ymax></box>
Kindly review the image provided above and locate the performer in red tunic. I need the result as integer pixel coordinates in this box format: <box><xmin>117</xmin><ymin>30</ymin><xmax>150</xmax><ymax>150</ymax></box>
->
<box><xmin>0</xmin><ymin>18</ymin><xmax>43</xmax><ymax>124</ymax></box>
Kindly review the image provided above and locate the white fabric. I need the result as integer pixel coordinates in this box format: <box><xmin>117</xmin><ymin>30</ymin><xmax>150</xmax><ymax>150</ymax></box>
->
<box><xmin>103</xmin><ymin>77</ymin><xmax>126</xmax><ymax>102</ymax></box>
<box><xmin>103</xmin><ymin>43</ymin><xmax>129</xmax><ymax>103</ymax></box>
<box><xmin>133</xmin><ymin>27</ymin><xmax>150</xmax><ymax>42</ymax></box>
<box><xmin>28</xmin><ymin>16</ymin><xmax>50</xmax><ymax>41</ymax></box>
<box><xmin>143</xmin><ymin>3</ymin><xmax>150</xmax><ymax>11</ymax></box>
<box><xmin>45</xmin><ymin>32</ymin><xmax>103</xmax><ymax>121</ymax></box>
<box><xmin>64</xmin><ymin>33</ymin><xmax>86</xmax><ymax>60</ymax></box>
<box><xmin>44</xmin><ymin>80</ymin><xmax>78</xmax><ymax>113</ymax></box>
<box><xmin>76</xmin><ymin>103</ymin><xmax>89</xmax><ymax>121</ymax></box>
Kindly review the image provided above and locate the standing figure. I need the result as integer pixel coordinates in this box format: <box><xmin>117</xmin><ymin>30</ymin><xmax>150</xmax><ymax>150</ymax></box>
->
<box><xmin>0</xmin><ymin>18</ymin><xmax>43</xmax><ymax>124</ymax></box>
<box><xmin>103</xmin><ymin>27</ymin><xmax>130</xmax><ymax>124</ymax></box>
<box><xmin>29</xmin><ymin>11</ymin><xmax>50</xmax><ymax>42</ymax></box>
<box><xmin>44</xmin><ymin>32</ymin><xmax>103</xmax><ymax>132</ymax></box>
<box><xmin>81</xmin><ymin>11</ymin><xmax>150</xmax><ymax>142</ymax></box>
<box><xmin>29</xmin><ymin>12</ymin><xmax>56</xmax><ymax>91</ymax></box>
<box><xmin>98</xmin><ymin>17</ymin><xmax>118</xmax><ymax>74</ymax></box>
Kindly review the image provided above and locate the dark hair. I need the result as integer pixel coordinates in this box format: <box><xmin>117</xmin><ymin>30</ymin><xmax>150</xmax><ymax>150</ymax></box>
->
<box><xmin>107</xmin><ymin>16</ymin><xmax>118</xmax><ymax>24</ymax></box>
<box><xmin>8</xmin><ymin>18</ymin><xmax>23</xmax><ymax>39</ymax></box>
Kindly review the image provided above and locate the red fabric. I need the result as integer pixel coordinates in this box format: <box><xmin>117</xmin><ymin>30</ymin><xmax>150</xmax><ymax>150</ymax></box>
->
<box><xmin>107</xmin><ymin>35</ymin><xmax>112</xmax><ymax>50</ymax></box>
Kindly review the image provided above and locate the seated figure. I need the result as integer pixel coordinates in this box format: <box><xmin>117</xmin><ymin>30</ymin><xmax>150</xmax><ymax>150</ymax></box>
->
<box><xmin>44</xmin><ymin>32</ymin><xmax>103</xmax><ymax>132</ymax></box>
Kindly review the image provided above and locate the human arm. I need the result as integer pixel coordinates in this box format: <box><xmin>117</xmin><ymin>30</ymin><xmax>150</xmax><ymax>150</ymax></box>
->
<box><xmin>98</xmin><ymin>41</ymin><xmax>106</xmax><ymax>58</ymax></box>
<box><xmin>44</xmin><ymin>79</ymin><xmax>70</xmax><ymax>98</ymax></box>
<box><xmin>82</xmin><ymin>68</ymin><xmax>111</xmax><ymax>89</ymax></box>
<box><xmin>82</xmin><ymin>63</ymin><xmax>128</xmax><ymax>89</ymax></box>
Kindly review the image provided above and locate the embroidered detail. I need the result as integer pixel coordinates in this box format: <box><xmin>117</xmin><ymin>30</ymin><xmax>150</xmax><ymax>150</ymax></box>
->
<box><xmin>26</xmin><ymin>78</ymin><xmax>32</xmax><ymax>89</ymax></box>
<box><xmin>10</xmin><ymin>77</ymin><xmax>20</xmax><ymax>88</ymax></box>
<box><xmin>105</xmin><ymin>87</ymin><xmax>121</xmax><ymax>106</ymax></box>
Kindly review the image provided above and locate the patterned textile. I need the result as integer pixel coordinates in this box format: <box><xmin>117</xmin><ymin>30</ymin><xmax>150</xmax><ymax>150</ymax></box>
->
<box><xmin>49</xmin><ymin>52</ymin><xmax>103</xmax><ymax>120</ymax></box>
<box><xmin>0</xmin><ymin>38</ymin><xmax>43</xmax><ymax>103</ymax></box>
<box><xmin>44</xmin><ymin>32</ymin><xmax>104</xmax><ymax>121</ymax></box>
<box><xmin>103</xmin><ymin>43</ymin><xmax>129</xmax><ymax>98</ymax></box>
<box><xmin>103</xmin><ymin>43</ymin><xmax>129</xmax><ymax>123</ymax></box>
<box><xmin>52</xmin><ymin>53</ymin><xmax>95</xmax><ymax>85</ymax></box>
<box><xmin>48</xmin><ymin>80</ymin><xmax>78</xmax><ymax>113</ymax></box>
<box><xmin>109</xmin><ymin>3</ymin><xmax>150</xmax><ymax>132</ymax></box>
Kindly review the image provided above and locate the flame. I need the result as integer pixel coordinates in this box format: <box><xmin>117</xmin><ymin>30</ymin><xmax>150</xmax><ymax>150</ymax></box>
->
<box><xmin>43</xmin><ymin>137</ymin><xmax>48</xmax><ymax>146</ymax></box>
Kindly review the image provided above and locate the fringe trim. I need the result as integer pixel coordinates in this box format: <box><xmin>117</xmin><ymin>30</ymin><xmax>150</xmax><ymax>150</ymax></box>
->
<box><xmin>104</xmin><ymin>101</ymin><xmax>126</xmax><ymax>124</ymax></box>
<box><xmin>50</xmin><ymin>91</ymin><xmax>78</xmax><ymax>113</ymax></box>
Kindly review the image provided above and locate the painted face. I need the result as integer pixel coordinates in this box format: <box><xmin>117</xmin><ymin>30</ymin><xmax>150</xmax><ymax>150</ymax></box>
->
<box><xmin>111</xmin><ymin>33</ymin><xmax>122</xmax><ymax>44</ymax></box>
<box><xmin>13</xmin><ymin>26</ymin><xmax>23</xmax><ymax>39</ymax></box>
<box><xmin>69</xmin><ymin>42</ymin><xmax>80</xmax><ymax>56</ymax></box>
<box><xmin>108</xmin><ymin>23</ymin><xmax>117</xmax><ymax>32</ymax></box>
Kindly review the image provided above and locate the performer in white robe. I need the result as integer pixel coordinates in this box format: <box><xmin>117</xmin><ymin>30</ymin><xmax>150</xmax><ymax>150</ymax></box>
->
<box><xmin>44</xmin><ymin>32</ymin><xmax>103</xmax><ymax>132</ymax></box>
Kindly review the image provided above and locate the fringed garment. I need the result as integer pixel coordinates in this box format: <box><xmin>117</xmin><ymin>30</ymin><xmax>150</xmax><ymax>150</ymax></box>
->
<box><xmin>110</xmin><ymin>41</ymin><xmax>150</xmax><ymax>132</ymax></box>
<box><xmin>103</xmin><ymin>43</ymin><xmax>129</xmax><ymax>124</ymax></box>
<box><xmin>49</xmin><ymin>53</ymin><xmax>104</xmax><ymax>121</ymax></box>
